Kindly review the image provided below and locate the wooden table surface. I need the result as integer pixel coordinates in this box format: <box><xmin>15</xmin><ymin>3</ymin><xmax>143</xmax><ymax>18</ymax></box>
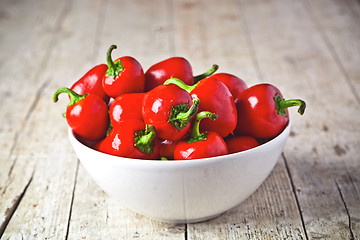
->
<box><xmin>1</xmin><ymin>0</ymin><xmax>359</xmax><ymax>239</ymax></box>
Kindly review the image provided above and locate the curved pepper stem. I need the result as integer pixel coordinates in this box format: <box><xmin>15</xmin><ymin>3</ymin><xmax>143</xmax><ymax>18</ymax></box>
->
<box><xmin>106</xmin><ymin>45</ymin><xmax>123</xmax><ymax>78</ymax></box>
<box><xmin>168</xmin><ymin>98</ymin><xmax>200</xmax><ymax>130</ymax></box>
<box><xmin>187</xmin><ymin>111</ymin><xmax>218</xmax><ymax>143</ymax></box>
<box><xmin>164</xmin><ymin>78</ymin><xmax>198</xmax><ymax>93</ymax></box>
<box><xmin>53</xmin><ymin>87</ymin><xmax>87</xmax><ymax>106</ymax></box>
<box><xmin>193</xmin><ymin>64</ymin><xmax>219</xmax><ymax>83</ymax></box>
<box><xmin>134</xmin><ymin>125</ymin><xmax>157</xmax><ymax>154</ymax></box>
<box><xmin>274</xmin><ymin>93</ymin><xmax>306</xmax><ymax>117</ymax></box>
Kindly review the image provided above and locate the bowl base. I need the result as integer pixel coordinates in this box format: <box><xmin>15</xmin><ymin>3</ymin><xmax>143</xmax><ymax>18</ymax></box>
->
<box><xmin>148</xmin><ymin>212</ymin><xmax>223</xmax><ymax>225</ymax></box>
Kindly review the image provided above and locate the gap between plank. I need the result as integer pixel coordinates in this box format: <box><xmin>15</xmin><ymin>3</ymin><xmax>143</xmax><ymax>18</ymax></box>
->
<box><xmin>282</xmin><ymin>153</ymin><xmax>309</xmax><ymax>240</ymax></box>
<box><xmin>181</xmin><ymin>169</ymin><xmax>189</xmax><ymax>240</ymax></box>
<box><xmin>165</xmin><ymin>0</ymin><xmax>176</xmax><ymax>57</ymax></box>
<box><xmin>91</xmin><ymin>0</ymin><xmax>108</xmax><ymax>63</ymax></box>
<box><xmin>64</xmin><ymin>1</ymin><xmax>104</xmax><ymax>232</ymax></box>
<box><xmin>7</xmin><ymin>0</ymin><xmax>72</xmax><ymax>177</ymax></box>
<box><xmin>0</xmin><ymin>171</ymin><xmax>34</xmax><ymax>238</ymax></box>
<box><xmin>235</xmin><ymin>2</ymin><xmax>308</xmax><ymax>238</ymax></box>
<box><xmin>351</xmin><ymin>0</ymin><xmax>360</xmax><ymax>17</ymax></box>
<box><xmin>65</xmin><ymin>160</ymin><xmax>80</xmax><ymax>240</ymax></box>
<box><xmin>2</xmin><ymin>0</ymin><xmax>72</xmax><ymax>237</ymax></box>
<box><xmin>304</xmin><ymin>0</ymin><xmax>360</xmax><ymax>106</ymax></box>
<box><xmin>335</xmin><ymin>180</ymin><xmax>355</xmax><ymax>240</ymax></box>
<box><xmin>355</xmin><ymin>0</ymin><xmax>360</xmax><ymax>8</ymax></box>
<box><xmin>235</xmin><ymin>0</ymin><xmax>264</xmax><ymax>82</ymax></box>
<box><xmin>7</xmin><ymin>80</ymin><xmax>49</xmax><ymax>178</ymax></box>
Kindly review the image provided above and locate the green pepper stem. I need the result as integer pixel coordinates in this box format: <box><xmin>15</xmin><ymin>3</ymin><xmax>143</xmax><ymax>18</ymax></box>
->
<box><xmin>53</xmin><ymin>87</ymin><xmax>87</xmax><ymax>106</ymax></box>
<box><xmin>176</xmin><ymin>98</ymin><xmax>200</xmax><ymax>122</ymax></box>
<box><xmin>106</xmin><ymin>45</ymin><xmax>117</xmax><ymax>70</ymax></box>
<box><xmin>134</xmin><ymin>125</ymin><xmax>156</xmax><ymax>154</ymax></box>
<box><xmin>106</xmin><ymin>121</ymin><xmax>113</xmax><ymax>137</ymax></box>
<box><xmin>164</xmin><ymin>78</ymin><xmax>198</xmax><ymax>93</ymax></box>
<box><xmin>168</xmin><ymin>98</ymin><xmax>200</xmax><ymax>130</ymax></box>
<box><xmin>106</xmin><ymin>44</ymin><xmax>123</xmax><ymax>78</ymax></box>
<box><xmin>274</xmin><ymin>94</ymin><xmax>306</xmax><ymax>117</ymax></box>
<box><xmin>193</xmin><ymin>64</ymin><xmax>219</xmax><ymax>83</ymax></box>
<box><xmin>186</xmin><ymin>111</ymin><xmax>217</xmax><ymax>143</ymax></box>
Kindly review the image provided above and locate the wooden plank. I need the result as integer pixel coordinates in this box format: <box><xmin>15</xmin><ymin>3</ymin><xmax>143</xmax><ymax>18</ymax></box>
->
<box><xmin>0</xmin><ymin>0</ymin><xmax>105</xmax><ymax>238</ymax></box>
<box><xmin>187</xmin><ymin>159</ymin><xmax>306</xmax><ymax>240</ymax></box>
<box><xmin>0</xmin><ymin>112</ymin><xmax>78</xmax><ymax>239</ymax></box>
<box><xmin>171</xmin><ymin>0</ymin><xmax>208</xmax><ymax>72</ymax></box>
<box><xmin>307</xmin><ymin>0</ymin><xmax>360</xmax><ymax>102</ymax></box>
<box><xmin>0</xmin><ymin>0</ymin><xmax>358</xmax><ymax>239</ymax></box>
<box><xmin>66</xmin><ymin>0</ymin><xmax>186</xmax><ymax>239</ymax></box>
<box><xmin>172</xmin><ymin>0</ymin><xmax>306</xmax><ymax>239</ymax></box>
<box><xmin>0</xmin><ymin>0</ymin><xmax>68</xmax><ymax>157</ymax></box>
<box><xmin>238</xmin><ymin>0</ymin><xmax>360</xmax><ymax>239</ymax></box>
<box><xmin>171</xmin><ymin>0</ymin><xmax>259</xmax><ymax>82</ymax></box>
<box><xmin>170</xmin><ymin>0</ymin><xmax>259</xmax><ymax>80</ymax></box>
<box><xmin>0</xmin><ymin>0</ymin><xmax>71</xmax><ymax>236</ymax></box>
<box><xmin>67</xmin><ymin>165</ymin><xmax>185</xmax><ymax>240</ymax></box>
<box><xmin>93</xmin><ymin>0</ymin><xmax>173</xmax><ymax>70</ymax></box>
<box><xmin>304</xmin><ymin>0</ymin><xmax>360</xmax><ymax>237</ymax></box>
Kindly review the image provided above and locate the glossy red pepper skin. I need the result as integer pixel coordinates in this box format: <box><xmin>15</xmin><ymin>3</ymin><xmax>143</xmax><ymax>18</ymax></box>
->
<box><xmin>174</xmin><ymin>132</ymin><xmax>227</xmax><ymax>160</ymax></box>
<box><xmin>225</xmin><ymin>136</ymin><xmax>259</xmax><ymax>154</ymax></box>
<box><xmin>234</xmin><ymin>83</ymin><xmax>306</xmax><ymax>139</ymax></box>
<box><xmin>159</xmin><ymin>139</ymin><xmax>179</xmax><ymax>160</ymax></box>
<box><xmin>144</xmin><ymin>57</ymin><xmax>194</xmax><ymax>92</ymax></box>
<box><xmin>165</xmin><ymin>77</ymin><xmax>237</xmax><ymax>138</ymax></box>
<box><xmin>145</xmin><ymin>58</ymin><xmax>219</xmax><ymax>92</ymax></box>
<box><xmin>209</xmin><ymin>73</ymin><xmax>248</xmax><ymax>99</ymax></box>
<box><xmin>53</xmin><ymin>88</ymin><xmax>109</xmax><ymax>141</ymax></box>
<box><xmin>94</xmin><ymin>120</ymin><xmax>159</xmax><ymax>160</ymax></box>
<box><xmin>71</xmin><ymin>64</ymin><xmax>110</xmax><ymax>104</ymax></box>
<box><xmin>174</xmin><ymin>112</ymin><xmax>228</xmax><ymax>160</ymax></box>
<box><xmin>142</xmin><ymin>84</ymin><xmax>199</xmax><ymax>141</ymax></box>
<box><xmin>102</xmin><ymin>45</ymin><xmax>145</xmax><ymax>98</ymax></box>
<box><xmin>192</xmin><ymin>78</ymin><xmax>237</xmax><ymax>138</ymax></box>
<box><xmin>109</xmin><ymin>93</ymin><xmax>145</xmax><ymax>127</ymax></box>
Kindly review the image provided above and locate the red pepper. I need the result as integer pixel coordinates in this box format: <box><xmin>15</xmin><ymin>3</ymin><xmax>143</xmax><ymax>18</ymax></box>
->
<box><xmin>207</xmin><ymin>73</ymin><xmax>248</xmax><ymax>99</ymax></box>
<box><xmin>159</xmin><ymin>139</ymin><xmax>179</xmax><ymax>160</ymax></box>
<box><xmin>102</xmin><ymin>45</ymin><xmax>145</xmax><ymax>98</ymax></box>
<box><xmin>109</xmin><ymin>93</ymin><xmax>145</xmax><ymax>127</ymax></box>
<box><xmin>53</xmin><ymin>88</ymin><xmax>109</xmax><ymax>141</ymax></box>
<box><xmin>225</xmin><ymin>136</ymin><xmax>259</xmax><ymax>154</ymax></box>
<box><xmin>164</xmin><ymin>78</ymin><xmax>237</xmax><ymax>138</ymax></box>
<box><xmin>234</xmin><ymin>83</ymin><xmax>306</xmax><ymax>138</ymax></box>
<box><xmin>70</xmin><ymin>64</ymin><xmax>110</xmax><ymax>104</ymax></box>
<box><xmin>142</xmin><ymin>84</ymin><xmax>200</xmax><ymax>141</ymax></box>
<box><xmin>144</xmin><ymin>57</ymin><xmax>218</xmax><ymax>92</ymax></box>
<box><xmin>94</xmin><ymin>120</ymin><xmax>159</xmax><ymax>160</ymax></box>
<box><xmin>174</xmin><ymin>111</ymin><xmax>228</xmax><ymax>160</ymax></box>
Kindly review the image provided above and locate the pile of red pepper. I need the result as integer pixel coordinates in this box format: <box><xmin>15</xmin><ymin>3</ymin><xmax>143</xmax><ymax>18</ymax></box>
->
<box><xmin>54</xmin><ymin>45</ymin><xmax>306</xmax><ymax>160</ymax></box>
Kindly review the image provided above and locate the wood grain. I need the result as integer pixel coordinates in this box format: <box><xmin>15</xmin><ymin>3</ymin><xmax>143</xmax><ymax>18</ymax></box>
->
<box><xmin>238</xmin><ymin>0</ymin><xmax>360</xmax><ymax>239</ymax></box>
<box><xmin>0</xmin><ymin>0</ymin><xmax>71</xmax><ymax>237</ymax></box>
<box><xmin>1</xmin><ymin>0</ymin><xmax>105</xmax><ymax>238</ymax></box>
<box><xmin>307</xmin><ymin>0</ymin><xmax>360</xmax><ymax>102</ymax></box>
<box><xmin>0</xmin><ymin>0</ymin><xmax>359</xmax><ymax>239</ymax></box>
<box><xmin>173</xmin><ymin>0</ymin><xmax>307</xmax><ymax>239</ymax></box>
<box><xmin>66</xmin><ymin>0</ymin><xmax>186</xmax><ymax>238</ymax></box>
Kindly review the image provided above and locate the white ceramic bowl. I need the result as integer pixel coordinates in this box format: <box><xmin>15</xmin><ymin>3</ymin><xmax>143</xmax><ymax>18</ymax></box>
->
<box><xmin>68</xmin><ymin>121</ymin><xmax>291</xmax><ymax>224</ymax></box>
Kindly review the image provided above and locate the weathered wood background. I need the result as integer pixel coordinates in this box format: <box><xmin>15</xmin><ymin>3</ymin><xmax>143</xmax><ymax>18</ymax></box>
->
<box><xmin>0</xmin><ymin>0</ymin><xmax>359</xmax><ymax>239</ymax></box>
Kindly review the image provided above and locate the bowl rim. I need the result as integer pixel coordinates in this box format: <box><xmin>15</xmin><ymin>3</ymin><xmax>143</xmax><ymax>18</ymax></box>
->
<box><xmin>68</xmin><ymin>119</ymin><xmax>291</xmax><ymax>166</ymax></box>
